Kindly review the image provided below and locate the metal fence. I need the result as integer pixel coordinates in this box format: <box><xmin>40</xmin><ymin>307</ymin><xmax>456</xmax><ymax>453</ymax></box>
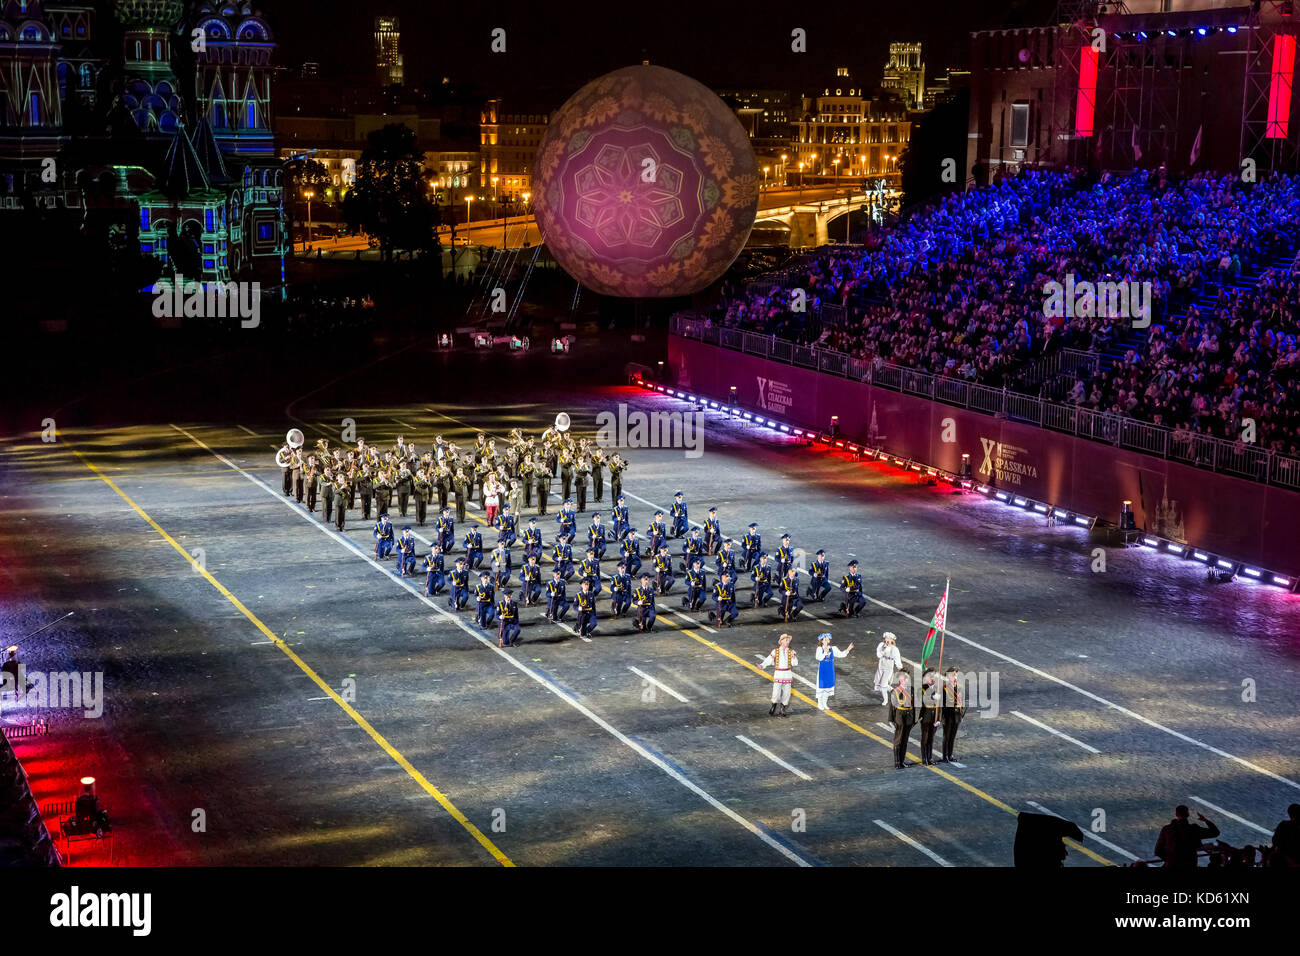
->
<box><xmin>670</xmin><ymin>315</ymin><xmax>1300</xmax><ymax>491</ymax></box>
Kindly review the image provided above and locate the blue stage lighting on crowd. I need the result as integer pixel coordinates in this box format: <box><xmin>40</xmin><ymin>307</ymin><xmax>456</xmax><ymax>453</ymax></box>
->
<box><xmin>1196</xmin><ymin>27</ymin><xmax>1207</xmax><ymax>36</ymax></box>
<box><xmin>1227</xmin><ymin>25</ymin><xmax>1238</xmax><ymax>33</ymax></box>
<box><xmin>1167</xmin><ymin>29</ymin><xmax>1177</xmax><ymax>36</ymax></box>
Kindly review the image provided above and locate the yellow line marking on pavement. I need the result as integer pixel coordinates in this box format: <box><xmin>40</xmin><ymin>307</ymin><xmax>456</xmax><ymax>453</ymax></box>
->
<box><xmin>69</xmin><ymin>448</ymin><xmax>515</xmax><ymax>868</ymax></box>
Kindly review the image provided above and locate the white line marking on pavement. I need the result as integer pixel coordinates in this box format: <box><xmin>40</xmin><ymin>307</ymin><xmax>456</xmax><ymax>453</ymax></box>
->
<box><xmin>863</xmin><ymin>592</ymin><xmax>1299</xmax><ymax>791</ymax></box>
<box><xmin>671</xmin><ymin>609</ymin><xmax>714</xmax><ymax>633</ymax></box>
<box><xmin>307</xmin><ymin>697</ymin><xmax>331</xmax><ymax>701</ymax></box>
<box><xmin>628</xmin><ymin>667</ymin><xmax>690</xmax><ymax>703</ymax></box>
<box><xmin>1189</xmin><ymin>796</ymin><xmax>1273</xmax><ymax>837</ymax></box>
<box><xmin>237</xmin><ymin>425</ymin><xmax>260</xmax><ymax>437</ymax></box>
<box><xmin>1011</xmin><ymin>710</ymin><xmax>1100</xmax><ymax>754</ymax></box>
<box><xmin>736</xmin><ymin>735</ymin><xmax>812</xmax><ymax>781</ymax></box>
<box><xmin>175</xmin><ymin>424</ymin><xmax>813</xmax><ymax>867</ymax></box>
<box><xmin>392</xmin><ymin>419</ymin><xmax>416</xmax><ymax>429</ymax></box>
<box><xmin>1025</xmin><ymin>801</ymin><xmax>1140</xmax><ymax>861</ymax></box>
<box><xmin>873</xmin><ymin>819</ymin><xmax>952</xmax><ymax>866</ymax></box>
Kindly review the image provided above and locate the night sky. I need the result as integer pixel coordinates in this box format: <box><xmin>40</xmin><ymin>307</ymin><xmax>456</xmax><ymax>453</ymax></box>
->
<box><xmin>276</xmin><ymin>0</ymin><xmax>1054</xmax><ymax>94</ymax></box>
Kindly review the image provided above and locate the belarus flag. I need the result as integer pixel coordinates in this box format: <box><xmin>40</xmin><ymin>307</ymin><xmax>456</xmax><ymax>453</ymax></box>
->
<box><xmin>921</xmin><ymin>580</ymin><xmax>950</xmax><ymax>666</ymax></box>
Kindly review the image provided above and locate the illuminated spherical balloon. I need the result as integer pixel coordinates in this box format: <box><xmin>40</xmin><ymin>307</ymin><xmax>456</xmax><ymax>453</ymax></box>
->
<box><xmin>534</xmin><ymin>64</ymin><xmax>759</xmax><ymax>298</ymax></box>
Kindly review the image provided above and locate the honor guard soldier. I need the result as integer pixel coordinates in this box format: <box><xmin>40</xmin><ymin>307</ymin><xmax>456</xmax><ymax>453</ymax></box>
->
<box><xmin>759</xmin><ymin>634</ymin><xmax>798</xmax><ymax>717</ymax></box>
<box><xmin>397</xmin><ymin>528</ymin><xmax>418</xmax><ymax>577</ymax></box>
<box><xmin>741</xmin><ymin>523</ymin><xmax>762</xmax><ymax>571</ymax></box>
<box><xmin>576</xmin><ymin>580</ymin><xmax>598</xmax><ymax>637</ymax></box>
<box><xmin>464</xmin><ymin>526</ymin><xmax>484</xmax><ymax>569</ymax></box>
<box><xmin>556</xmin><ymin>500</ymin><xmax>578</xmax><ymax>541</ymax></box>
<box><xmin>305</xmin><ymin>459</ymin><xmax>319</xmax><ymax>512</ymax></box>
<box><xmin>375</xmin><ymin>470</ymin><xmax>393</xmax><ymax>518</ymax></box>
<box><xmin>358</xmin><ymin>468</ymin><xmax>374</xmax><ymax>520</ymax></box>
<box><xmin>610</xmin><ymin>561</ymin><xmax>633</xmax><ymax>616</ymax></box>
<box><xmin>889</xmin><ymin>670</ymin><xmax>917</xmax><ymax>769</ymax></box>
<box><xmin>546</xmin><ymin>569</ymin><xmax>571</xmax><ymax>622</ymax></box>
<box><xmin>497</xmin><ymin>589</ymin><xmax>521</xmax><ymax>647</ymax></box>
<box><xmin>491</xmin><ymin>543</ymin><xmax>513</xmax><ymax>589</ymax></box>
<box><xmin>918</xmin><ymin>669</ymin><xmax>940</xmax><ymax>765</ymax></box>
<box><xmin>587</xmin><ymin>513</ymin><xmax>608</xmax><ymax>560</ymax></box>
<box><xmin>574</xmin><ymin>457</ymin><xmax>590</xmax><ymax>513</ymax></box>
<box><xmin>633</xmin><ymin>575</ymin><xmax>657</xmax><ymax>632</ymax></box>
<box><xmin>703</xmin><ymin>508</ymin><xmax>722</xmax><ymax>554</ymax></box>
<box><xmin>474</xmin><ymin>573</ymin><xmax>497</xmax><ymax>629</ymax></box>
<box><xmin>839</xmin><ymin>560</ymin><xmax>865</xmax><ymax>617</ymax></box>
<box><xmin>646</xmin><ymin>511</ymin><xmax>668</xmax><ymax>555</ymax></box>
<box><xmin>522</xmin><ymin>517</ymin><xmax>543</xmax><ymax>561</ymax></box>
<box><xmin>611</xmin><ymin>495</ymin><xmax>630</xmax><ymax>540</ymax></box>
<box><xmin>713</xmin><ymin>571</ymin><xmax>738</xmax><ymax>627</ymax></box>
<box><xmin>775</xmin><ymin>534</ymin><xmax>795</xmax><ymax>579</ymax></box>
<box><xmin>373</xmin><ymin>514</ymin><xmax>395</xmax><ymax>559</ymax></box>
<box><xmin>940</xmin><ymin>667</ymin><xmax>967</xmax><ymax>764</ymax></box>
<box><xmin>498</xmin><ymin>505</ymin><xmax>517</xmax><ymax>548</ymax></box>
<box><xmin>534</xmin><ymin>465</ymin><xmax>551</xmax><ymax>516</ymax></box>
<box><xmin>552</xmin><ymin>535</ymin><xmax>575</xmax><ymax>580</ymax></box>
<box><xmin>750</xmin><ymin>553</ymin><xmax>775</xmax><ymax>607</ymax></box>
<box><xmin>654</xmin><ymin>545</ymin><xmax>675</xmax><ymax>593</ymax></box>
<box><xmin>715</xmin><ymin>539</ymin><xmax>737</xmax><ymax>581</ymax></box>
<box><xmin>680</xmin><ymin>527</ymin><xmax>705</xmax><ymax>572</ymax></box>
<box><xmin>436</xmin><ymin>507</ymin><xmax>456</xmax><ymax>554</ymax></box>
<box><xmin>333</xmin><ymin>474</ymin><xmax>348</xmax><ymax>531</ymax></box>
<box><xmin>425</xmin><ymin>546</ymin><xmax>446</xmax><ymax>596</ymax></box>
<box><xmin>580</xmin><ymin>550</ymin><xmax>603</xmax><ymax>595</ymax></box>
<box><xmin>449</xmin><ymin>558</ymin><xmax>471</xmax><ymax>610</ymax></box>
<box><xmin>807</xmin><ymin>549</ymin><xmax>831</xmax><ymax>601</ymax></box>
<box><xmin>608</xmin><ymin>454</ymin><xmax>627</xmax><ymax>501</ymax></box>
<box><xmin>395</xmin><ymin>465</ymin><xmax>413</xmax><ymax>518</ymax></box>
<box><xmin>669</xmin><ymin>492</ymin><xmax>688</xmax><ymax>538</ymax></box>
<box><xmin>780</xmin><ymin>567</ymin><xmax>804</xmax><ymax>622</ymax></box>
<box><xmin>520</xmin><ymin>555</ymin><xmax>543</xmax><ymax>606</ymax></box>
<box><xmin>321</xmin><ymin>470</ymin><xmax>336</xmax><ymax>524</ymax></box>
<box><xmin>683</xmin><ymin>558</ymin><xmax>708</xmax><ymax>611</ymax></box>
<box><xmin>413</xmin><ymin>470</ymin><xmax>431</xmax><ymax>526</ymax></box>
<box><xmin>621</xmin><ymin>529</ymin><xmax>643</xmax><ymax>577</ymax></box>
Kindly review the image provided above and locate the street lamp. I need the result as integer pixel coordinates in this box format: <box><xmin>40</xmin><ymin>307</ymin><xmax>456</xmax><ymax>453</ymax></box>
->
<box><xmin>303</xmin><ymin>189</ymin><xmax>315</xmax><ymax>246</ymax></box>
<box><xmin>798</xmin><ymin>161</ymin><xmax>805</xmax><ymax>201</ymax></box>
<box><xmin>763</xmin><ymin>165</ymin><xmax>770</xmax><ymax>190</ymax></box>
<box><xmin>779</xmin><ymin>153</ymin><xmax>787</xmax><ymax>187</ymax></box>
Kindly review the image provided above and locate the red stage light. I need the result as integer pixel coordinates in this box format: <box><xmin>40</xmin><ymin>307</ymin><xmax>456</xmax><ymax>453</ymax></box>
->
<box><xmin>1267</xmin><ymin>34</ymin><xmax>1296</xmax><ymax>139</ymax></box>
<box><xmin>1076</xmin><ymin>47</ymin><xmax>1099</xmax><ymax>137</ymax></box>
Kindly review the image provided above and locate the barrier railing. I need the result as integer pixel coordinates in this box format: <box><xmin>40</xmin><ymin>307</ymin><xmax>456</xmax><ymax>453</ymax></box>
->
<box><xmin>670</xmin><ymin>314</ymin><xmax>1300</xmax><ymax>491</ymax></box>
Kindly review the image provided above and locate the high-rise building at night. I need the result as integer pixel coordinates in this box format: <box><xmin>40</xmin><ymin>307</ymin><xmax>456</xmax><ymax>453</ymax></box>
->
<box><xmin>374</xmin><ymin>16</ymin><xmax>403</xmax><ymax>88</ymax></box>
<box><xmin>881</xmin><ymin>42</ymin><xmax>926</xmax><ymax>110</ymax></box>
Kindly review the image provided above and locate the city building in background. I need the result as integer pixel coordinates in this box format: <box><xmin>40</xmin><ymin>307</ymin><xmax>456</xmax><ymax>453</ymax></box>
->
<box><xmin>0</xmin><ymin>0</ymin><xmax>284</xmax><ymax>284</ymax></box>
<box><xmin>479</xmin><ymin>96</ymin><xmax>555</xmax><ymax>203</ymax></box>
<box><xmin>792</xmin><ymin>68</ymin><xmax>911</xmax><ymax>188</ymax></box>
<box><xmin>881</xmin><ymin>42</ymin><xmax>926</xmax><ymax>110</ymax></box>
<box><xmin>374</xmin><ymin>15</ymin><xmax>402</xmax><ymax>88</ymax></box>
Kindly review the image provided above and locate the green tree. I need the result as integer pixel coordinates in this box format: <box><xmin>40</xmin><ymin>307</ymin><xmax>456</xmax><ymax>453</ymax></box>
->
<box><xmin>341</xmin><ymin>124</ymin><xmax>440</xmax><ymax>262</ymax></box>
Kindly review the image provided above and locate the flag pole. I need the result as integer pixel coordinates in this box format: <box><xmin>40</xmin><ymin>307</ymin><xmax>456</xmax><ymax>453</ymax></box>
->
<box><xmin>935</xmin><ymin>577</ymin><xmax>950</xmax><ymax>676</ymax></box>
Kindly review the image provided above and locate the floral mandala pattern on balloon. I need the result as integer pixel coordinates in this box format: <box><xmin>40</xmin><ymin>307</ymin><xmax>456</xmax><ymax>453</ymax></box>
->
<box><xmin>534</xmin><ymin>64</ymin><xmax>758</xmax><ymax>298</ymax></box>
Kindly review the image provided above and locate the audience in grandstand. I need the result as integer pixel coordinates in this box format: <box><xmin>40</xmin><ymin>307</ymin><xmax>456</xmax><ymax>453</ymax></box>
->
<box><xmin>707</xmin><ymin>168</ymin><xmax>1300</xmax><ymax>451</ymax></box>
